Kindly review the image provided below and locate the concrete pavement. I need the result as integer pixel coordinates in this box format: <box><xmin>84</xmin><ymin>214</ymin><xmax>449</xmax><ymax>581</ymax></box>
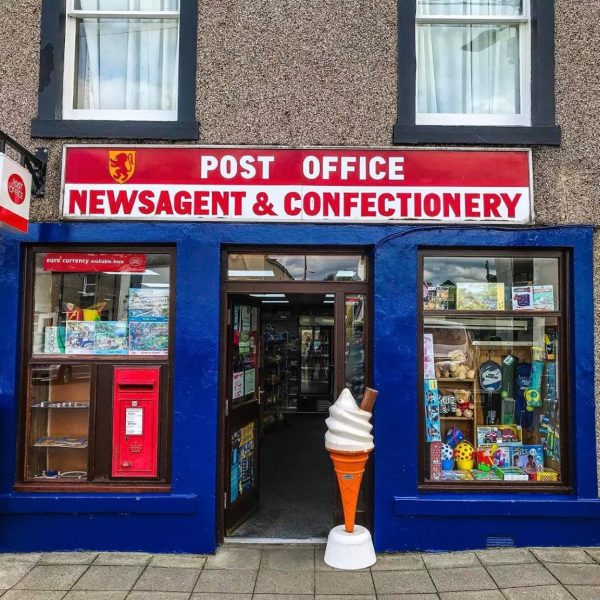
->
<box><xmin>1</xmin><ymin>545</ymin><xmax>600</xmax><ymax>599</ymax></box>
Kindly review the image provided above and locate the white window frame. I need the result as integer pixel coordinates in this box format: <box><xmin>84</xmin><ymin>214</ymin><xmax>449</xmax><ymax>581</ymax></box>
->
<box><xmin>62</xmin><ymin>0</ymin><xmax>180</xmax><ymax>121</ymax></box>
<box><xmin>415</xmin><ymin>1</ymin><xmax>531</xmax><ymax>127</ymax></box>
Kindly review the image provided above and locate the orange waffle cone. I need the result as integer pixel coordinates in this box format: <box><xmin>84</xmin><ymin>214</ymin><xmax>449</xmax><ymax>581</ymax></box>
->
<box><xmin>328</xmin><ymin>449</ymin><xmax>371</xmax><ymax>533</ymax></box>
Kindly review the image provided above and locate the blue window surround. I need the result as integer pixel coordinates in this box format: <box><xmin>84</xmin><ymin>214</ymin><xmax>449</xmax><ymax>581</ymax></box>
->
<box><xmin>0</xmin><ymin>222</ymin><xmax>596</xmax><ymax>553</ymax></box>
<box><xmin>394</xmin><ymin>0</ymin><xmax>561</xmax><ymax>146</ymax></box>
<box><xmin>31</xmin><ymin>0</ymin><xmax>199</xmax><ymax>141</ymax></box>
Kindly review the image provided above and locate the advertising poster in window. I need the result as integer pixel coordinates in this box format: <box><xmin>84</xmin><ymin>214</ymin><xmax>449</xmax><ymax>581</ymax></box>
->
<box><xmin>94</xmin><ymin>321</ymin><xmax>128</xmax><ymax>355</ymax></box>
<box><xmin>232</xmin><ymin>372</ymin><xmax>244</xmax><ymax>400</ymax></box>
<box><xmin>230</xmin><ymin>422</ymin><xmax>255</xmax><ymax>504</ymax></box>
<box><xmin>128</xmin><ymin>288</ymin><xmax>169</xmax><ymax>355</ymax></box>
<box><xmin>244</xmin><ymin>368</ymin><xmax>256</xmax><ymax>396</ymax></box>
<box><xmin>65</xmin><ymin>322</ymin><xmax>95</xmax><ymax>354</ymax></box>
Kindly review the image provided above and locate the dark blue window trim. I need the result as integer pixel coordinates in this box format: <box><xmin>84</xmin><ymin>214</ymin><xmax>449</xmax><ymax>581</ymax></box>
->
<box><xmin>31</xmin><ymin>0</ymin><xmax>199</xmax><ymax>141</ymax></box>
<box><xmin>394</xmin><ymin>0</ymin><xmax>561</xmax><ymax>146</ymax></box>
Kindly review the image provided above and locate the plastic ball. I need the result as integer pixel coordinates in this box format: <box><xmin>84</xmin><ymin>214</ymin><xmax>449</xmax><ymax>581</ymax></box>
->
<box><xmin>444</xmin><ymin>427</ymin><xmax>465</xmax><ymax>448</ymax></box>
<box><xmin>453</xmin><ymin>441</ymin><xmax>474</xmax><ymax>461</ymax></box>
<box><xmin>441</xmin><ymin>443</ymin><xmax>453</xmax><ymax>460</ymax></box>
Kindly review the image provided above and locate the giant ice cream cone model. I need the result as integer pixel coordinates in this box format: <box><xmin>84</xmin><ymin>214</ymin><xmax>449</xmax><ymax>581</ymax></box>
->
<box><xmin>324</xmin><ymin>387</ymin><xmax>378</xmax><ymax>569</ymax></box>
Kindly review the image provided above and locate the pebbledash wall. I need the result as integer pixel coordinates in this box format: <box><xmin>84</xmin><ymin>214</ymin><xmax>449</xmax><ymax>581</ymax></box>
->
<box><xmin>0</xmin><ymin>0</ymin><xmax>599</xmax><ymax>553</ymax></box>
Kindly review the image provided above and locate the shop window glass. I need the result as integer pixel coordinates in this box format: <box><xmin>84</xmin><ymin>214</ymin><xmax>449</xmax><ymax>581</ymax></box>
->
<box><xmin>227</xmin><ymin>254</ymin><xmax>367</xmax><ymax>282</ymax></box>
<box><xmin>33</xmin><ymin>252</ymin><xmax>171</xmax><ymax>357</ymax></box>
<box><xmin>345</xmin><ymin>294</ymin><xmax>366</xmax><ymax>403</ymax></box>
<box><xmin>421</xmin><ymin>253</ymin><xmax>565</xmax><ymax>486</ymax></box>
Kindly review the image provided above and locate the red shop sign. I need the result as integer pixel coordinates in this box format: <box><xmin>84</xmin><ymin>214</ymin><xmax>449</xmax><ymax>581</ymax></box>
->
<box><xmin>62</xmin><ymin>146</ymin><xmax>532</xmax><ymax>224</ymax></box>
<box><xmin>43</xmin><ymin>253</ymin><xmax>147</xmax><ymax>272</ymax></box>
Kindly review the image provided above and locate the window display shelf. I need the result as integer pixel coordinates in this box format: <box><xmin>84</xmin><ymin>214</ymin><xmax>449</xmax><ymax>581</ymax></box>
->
<box><xmin>471</xmin><ymin>341</ymin><xmax>533</xmax><ymax>347</ymax></box>
<box><xmin>33</xmin><ymin>436</ymin><xmax>88</xmax><ymax>449</ymax></box>
<box><xmin>31</xmin><ymin>403</ymin><xmax>90</xmax><ymax>409</ymax></box>
<box><xmin>436</xmin><ymin>378</ymin><xmax>475</xmax><ymax>383</ymax></box>
<box><xmin>441</xmin><ymin>416</ymin><xmax>474</xmax><ymax>420</ymax></box>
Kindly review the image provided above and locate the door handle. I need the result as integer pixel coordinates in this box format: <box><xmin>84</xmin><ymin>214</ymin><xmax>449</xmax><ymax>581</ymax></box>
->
<box><xmin>257</xmin><ymin>387</ymin><xmax>264</xmax><ymax>405</ymax></box>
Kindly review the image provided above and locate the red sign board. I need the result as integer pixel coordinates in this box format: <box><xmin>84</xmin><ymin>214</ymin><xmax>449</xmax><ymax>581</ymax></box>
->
<box><xmin>0</xmin><ymin>153</ymin><xmax>32</xmax><ymax>233</ymax></box>
<box><xmin>62</xmin><ymin>146</ymin><xmax>532</xmax><ymax>224</ymax></box>
<box><xmin>43</xmin><ymin>253</ymin><xmax>147</xmax><ymax>272</ymax></box>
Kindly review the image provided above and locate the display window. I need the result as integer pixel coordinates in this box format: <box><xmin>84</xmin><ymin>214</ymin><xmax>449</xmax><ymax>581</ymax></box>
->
<box><xmin>420</xmin><ymin>251</ymin><xmax>567</xmax><ymax>487</ymax></box>
<box><xmin>19</xmin><ymin>248</ymin><xmax>173</xmax><ymax>490</ymax></box>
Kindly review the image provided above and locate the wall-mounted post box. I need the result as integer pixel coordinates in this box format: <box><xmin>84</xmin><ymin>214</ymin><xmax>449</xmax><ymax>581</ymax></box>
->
<box><xmin>112</xmin><ymin>367</ymin><xmax>160</xmax><ymax>478</ymax></box>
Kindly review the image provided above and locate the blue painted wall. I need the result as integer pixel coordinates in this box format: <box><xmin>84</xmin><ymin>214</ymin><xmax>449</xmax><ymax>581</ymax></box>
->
<box><xmin>0</xmin><ymin>222</ymin><xmax>597</xmax><ymax>553</ymax></box>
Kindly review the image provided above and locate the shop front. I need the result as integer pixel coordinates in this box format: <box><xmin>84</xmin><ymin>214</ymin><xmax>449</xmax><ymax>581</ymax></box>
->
<box><xmin>0</xmin><ymin>145</ymin><xmax>598</xmax><ymax>553</ymax></box>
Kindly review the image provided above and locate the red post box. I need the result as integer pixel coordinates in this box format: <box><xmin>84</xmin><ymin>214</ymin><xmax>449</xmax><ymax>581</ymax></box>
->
<box><xmin>112</xmin><ymin>367</ymin><xmax>160</xmax><ymax>478</ymax></box>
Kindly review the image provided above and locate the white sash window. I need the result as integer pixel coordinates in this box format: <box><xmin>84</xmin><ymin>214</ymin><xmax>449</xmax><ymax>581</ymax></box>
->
<box><xmin>63</xmin><ymin>0</ymin><xmax>180</xmax><ymax>121</ymax></box>
<box><xmin>416</xmin><ymin>0</ymin><xmax>530</xmax><ymax>126</ymax></box>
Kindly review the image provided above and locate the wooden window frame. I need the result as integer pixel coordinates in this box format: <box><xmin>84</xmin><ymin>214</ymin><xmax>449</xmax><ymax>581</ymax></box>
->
<box><xmin>417</xmin><ymin>247</ymin><xmax>572</xmax><ymax>493</ymax></box>
<box><xmin>16</xmin><ymin>244</ymin><xmax>176</xmax><ymax>493</ymax></box>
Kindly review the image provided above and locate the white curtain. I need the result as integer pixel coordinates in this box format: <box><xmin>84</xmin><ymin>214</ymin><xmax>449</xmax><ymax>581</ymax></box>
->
<box><xmin>76</xmin><ymin>0</ymin><xmax>179</xmax><ymax>111</ymax></box>
<box><xmin>417</xmin><ymin>0</ymin><xmax>521</xmax><ymax>116</ymax></box>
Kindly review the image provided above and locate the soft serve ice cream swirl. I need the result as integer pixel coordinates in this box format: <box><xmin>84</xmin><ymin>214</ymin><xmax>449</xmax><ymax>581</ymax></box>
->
<box><xmin>325</xmin><ymin>388</ymin><xmax>374</xmax><ymax>452</ymax></box>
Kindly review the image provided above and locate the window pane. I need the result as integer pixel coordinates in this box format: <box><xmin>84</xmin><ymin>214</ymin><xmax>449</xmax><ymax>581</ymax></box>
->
<box><xmin>75</xmin><ymin>1</ymin><xmax>179</xmax><ymax>11</ymax></box>
<box><xmin>345</xmin><ymin>295</ymin><xmax>366</xmax><ymax>403</ymax></box>
<box><xmin>73</xmin><ymin>18</ymin><xmax>178</xmax><ymax>111</ymax></box>
<box><xmin>33</xmin><ymin>252</ymin><xmax>171</xmax><ymax>356</ymax></box>
<box><xmin>417</xmin><ymin>0</ymin><xmax>523</xmax><ymax>16</ymax></box>
<box><xmin>27</xmin><ymin>365</ymin><xmax>91</xmax><ymax>482</ymax></box>
<box><xmin>423</xmin><ymin>315</ymin><xmax>562</xmax><ymax>484</ymax></box>
<box><xmin>423</xmin><ymin>256</ymin><xmax>559</xmax><ymax>311</ymax></box>
<box><xmin>417</xmin><ymin>24</ymin><xmax>521</xmax><ymax>115</ymax></box>
<box><xmin>227</xmin><ymin>254</ymin><xmax>367</xmax><ymax>281</ymax></box>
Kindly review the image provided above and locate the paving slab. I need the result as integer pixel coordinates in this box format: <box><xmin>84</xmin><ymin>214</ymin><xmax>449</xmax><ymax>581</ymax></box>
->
<box><xmin>1</xmin><ymin>592</ymin><xmax>67</xmax><ymax>600</ymax></box>
<box><xmin>487</xmin><ymin>563</ymin><xmax>558</xmax><ymax>588</ymax></box>
<box><xmin>428</xmin><ymin>566</ymin><xmax>496</xmax><ymax>593</ymax></box>
<box><xmin>372</xmin><ymin>569</ymin><xmax>437</xmax><ymax>595</ymax></box>
<box><xmin>531</xmin><ymin>547</ymin><xmax>594</xmax><ymax>563</ymax></box>
<box><xmin>439</xmin><ymin>592</ymin><xmax>505</xmax><ymax>600</ymax></box>
<box><xmin>314</xmin><ymin>571</ymin><xmax>375</xmax><ymax>595</ymax></box>
<box><xmin>15</xmin><ymin>566</ymin><xmax>89</xmax><ymax>591</ymax></box>
<box><xmin>71</xmin><ymin>567</ymin><xmax>143</xmax><ymax>592</ymax></box>
<box><xmin>545</xmin><ymin>563</ymin><xmax>600</xmax><ymax>586</ymax></box>
<box><xmin>0</xmin><ymin>555</ymin><xmax>42</xmax><ymax>565</ymax></box>
<box><xmin>475</xmin><ymin>548</ymin><xmax>537</xmax><ymax>565</ymax></box>
<box><xmin>93</xmin><ymin>555</ymin><xmax>151</xmax><ymax>567</ymax></box>
<box><xmin>377</xmin><ymin>595</ymin><xmax>439</xmax><ymax>600</ymax></box>
<box><xmin>194</xmin><ymin>569</ymin><xmax>257</xmax><ymax>594</ymax></box>
<box><xmin>132</xmin><ymin>567</ymin><xmax>200</xmax><ymax>593</ymax></box>
<box><xmin>501</xmin><ymin>585</ymin><xmax>575</xmax><ymax>600</ymax></box>
<box><xmin>64</xmin><ymin>593</ymin><xmax>127</xmax><ymax>600</ymax></box>
<box><xmin>316</xmin><ymin>595</ymin><xmax>375</xmax><ymax>600</ymax></box>
<box><xmin>256</xmin><ymin>595</ymin><xmax>316</xmax><ymax>600</ymax></box>
<box><xmin>566</xmin><ymin>585</ymin><xmax>600</xmax><ymax>600</ymax></box>
<box><xmin>421</xmin><ymin>552</ymin><xmax>480</xmax><ymax>569</ymax></box>
<box><xmin>0</xmin><ymin>564</ymin><xmax>36</xmax><ymax>589</ymax></box>
<box><xmin>38</xmin><ymin>555</ymin><xmax>96</xmax><ymax>567</ymax></box>
<box><xmin>126</xmin><ymin>593</ymin><xmax>190</xmax><ymax>600</ymax></box>
<box><xmin>371</xmin><ymin>553</ymin><xmax>425</xmax><ymax>571</ymax></box>
<box><xmin>191</xmin><ymin>594</ymin><xmax>252</xmax><ymax>600</ymax></box>
<box><xmin>148</xmin><ymin>555</ymin><xmax>206</xmax><ymax>569</ymax></box>
<box><xmin>203</xmin><ymin>547</ymin><xmax>262</xmax><ymax>571</ymax></box>
<box><xmin>583</xmin><ymin>548</ymin><xmax>600</xmax><ymax>563</ymax></box>
<box><xmin>314</xmin><ymin>548</ymin><xmax>369</xmax><ymax>572</ymax></box>
<box><xmin>260</xmin><ymin>548</ymin><xmax>314</xmax><ymax>572</ymax></box>
<box><xmin>254</xmin><ymin>570</ymin><xmax>314</xmax><ymax>595</ymax></box>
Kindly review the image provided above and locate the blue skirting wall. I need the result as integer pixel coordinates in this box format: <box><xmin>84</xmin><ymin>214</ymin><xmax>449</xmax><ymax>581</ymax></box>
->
<box><xmin>0</xmin><ymin>222</ymin><xmax>597</xmax><ymax>553</ymax></box>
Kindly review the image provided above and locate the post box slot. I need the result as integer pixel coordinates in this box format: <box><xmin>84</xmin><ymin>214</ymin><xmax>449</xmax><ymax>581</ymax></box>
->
<box><xmin>117</xmin><ymin>383</ymin><xmax>155</xmax><ymax>391</ymax></box>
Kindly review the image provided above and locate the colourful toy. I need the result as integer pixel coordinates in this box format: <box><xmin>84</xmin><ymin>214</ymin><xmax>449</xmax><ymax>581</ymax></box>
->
<box><xmin>441</xmin><ymin>443</ymin><xmax>455</xmax><ymax>470</ymax></box>
<box><xmin>525</xmin><ymin>347</ymin><xmax>544</xmax><ymax>410</ymax></box>
<box><xmin>475</xmin><ymin>444</ymin><xmax>497</xmax><ymax>472</ymax></box>
<box><xmin>444</xmin><ymin>427</ymin><xmax>465</xmax><ymax>448</ymax></box>
<box><xmin>453</xmin><ymin>441</ymin><xmax>475</xmax><ymax>470</ymax></box>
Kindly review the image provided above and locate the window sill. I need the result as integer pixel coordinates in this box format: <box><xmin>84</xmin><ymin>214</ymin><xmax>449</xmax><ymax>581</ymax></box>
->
<box><xmin>393</xmin><ymin>124</ymin><xmax>561</xmax><ymax>146</ymax></box>
<box><xmin>31</xmin><ymin>119</ymin><xmax>199</xmax><ymax>141</ymax></box>
<box><xmin>14</xmin><ymin>482</ymin><xmax>172</xmax><ymax>493</ymax></box>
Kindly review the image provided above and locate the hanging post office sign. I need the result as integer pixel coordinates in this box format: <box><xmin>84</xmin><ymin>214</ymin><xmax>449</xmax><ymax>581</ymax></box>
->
<box><xmin>0</xmin><ymin>153</ymin><xmax>32</xmax><ymax>233</ymax></box>
<box><xmin>61</xmin><ymin>146</ymin><xmax>532</xmax><ymax>224</ymax></box>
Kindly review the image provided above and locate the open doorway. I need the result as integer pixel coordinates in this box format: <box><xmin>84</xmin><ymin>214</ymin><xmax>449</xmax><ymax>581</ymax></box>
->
<box><xmin>220</xmin><ymin>251</ymin><xmax>371</xmax><ymax>541</ymax></box>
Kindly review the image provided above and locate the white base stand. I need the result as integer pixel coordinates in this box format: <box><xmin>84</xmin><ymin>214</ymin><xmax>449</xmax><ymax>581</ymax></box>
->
<box><xmin>323</xmin><ymin>525</ymin><xmax>377</xmax><ymax>570</ymax></box>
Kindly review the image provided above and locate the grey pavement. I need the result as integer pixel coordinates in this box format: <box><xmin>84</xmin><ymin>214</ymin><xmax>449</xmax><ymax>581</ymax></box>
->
<box><xmin>1</xmin><ymin>545</ymin><xmax>600</xmax><ymax>599</ymax></box>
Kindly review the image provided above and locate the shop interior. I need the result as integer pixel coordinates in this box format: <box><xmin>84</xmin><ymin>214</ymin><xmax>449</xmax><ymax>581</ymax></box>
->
<box><xmin>230</xmin><ymin>293</ymin><xmax>338</xmax><ymax>539</ymax></box>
